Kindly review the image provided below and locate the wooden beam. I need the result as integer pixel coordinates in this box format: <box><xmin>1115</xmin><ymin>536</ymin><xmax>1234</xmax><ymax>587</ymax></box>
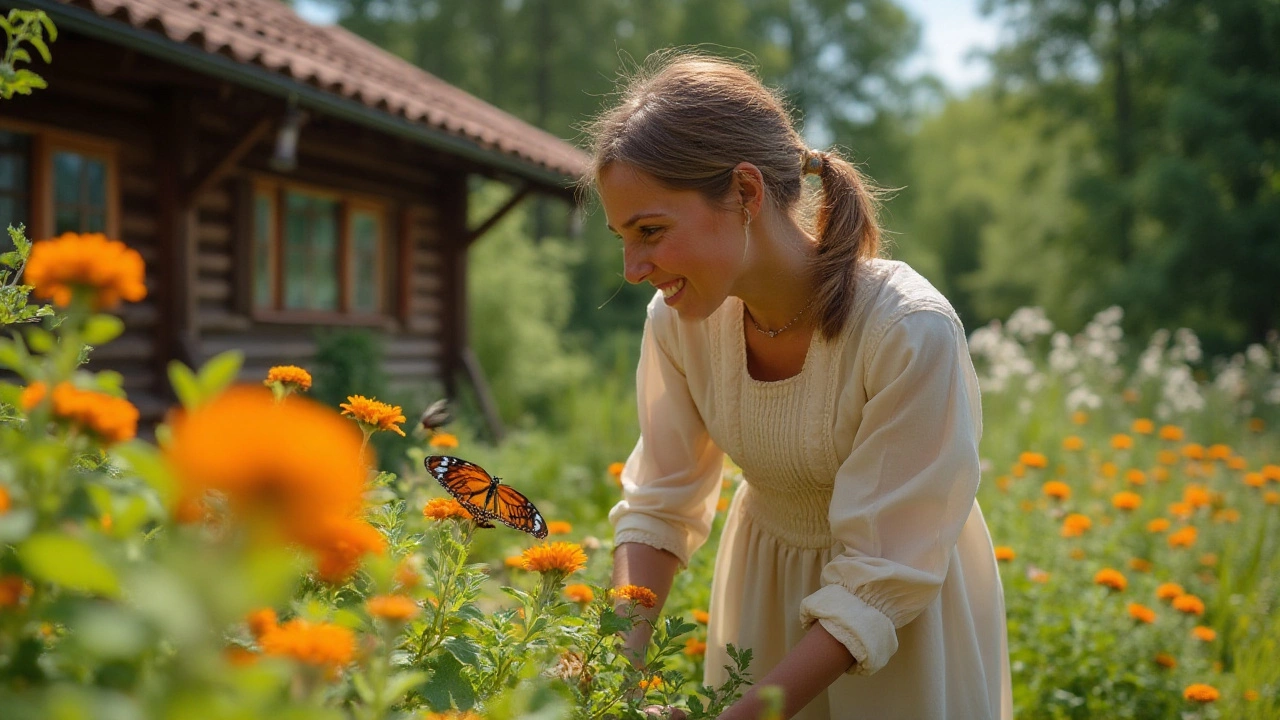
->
<box><xmin>464</xmin><ymin>184</ymin><xmax>531</xmax><ymax>246</ymax></box>
<box><xmin>182</xmin><ymin>113</ymin><xmax>274</xmax><ymax>206</ymax></box>
<box><xmin>156</xmin><ymin>90</ymin><xmax>200</xmax><ymax>384</ymax></box>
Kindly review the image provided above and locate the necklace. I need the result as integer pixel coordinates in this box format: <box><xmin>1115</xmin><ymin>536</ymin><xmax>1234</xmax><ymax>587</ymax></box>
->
<box><xmin>746</xmin><ymin>298</ymin><xmax>815</xmax><ymax>338</ymax></box>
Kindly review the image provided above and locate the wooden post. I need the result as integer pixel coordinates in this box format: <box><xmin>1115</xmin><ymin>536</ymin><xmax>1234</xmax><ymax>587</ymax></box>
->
<box><xmin>155</xmin><ymin>89</ymin><xmax>200</xmax><ymax>391</ymax></box>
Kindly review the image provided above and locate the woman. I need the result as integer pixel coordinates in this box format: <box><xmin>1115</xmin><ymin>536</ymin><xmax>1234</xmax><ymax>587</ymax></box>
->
<box><xmin>592</xmin><ymin>52</ymin><xmax>1012</xmax><ymax>720</ymax></box>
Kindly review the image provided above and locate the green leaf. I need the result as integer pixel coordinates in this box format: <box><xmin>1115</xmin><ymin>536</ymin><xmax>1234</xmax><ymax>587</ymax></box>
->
<box><xmin>82</xmin><ymin>314</ymin><xmax>124</xmax><ymax>346</ymax></box>
<box><xmin>383</xmin><ymin>670</ymin><xmax>429</xmax><ymax>704</ymax></box>
<box><xmin>196</xmin><ymin>349</ymin><xmax>243</xmax><ymax>398</ymax></box>
<box><xmin>420</xmin><ymin>653</ymin><xmax>476</xmax><ymax>711</ymax></box>
<box><xmin>25</xmin><ymin>327</ymin><xmax>53</xmax><ymax>354</ymax></box>
<box><xmin>0</xmin><ymin>338</ymin><xmax>26</xmax><ymax>372</ymax></box>
<box><xmin>442</xmin><ymin>635</ymin><xmax>482</xmax><ymax>666</ymax></box>
<box><xmin>599</xmin><ymin>608</ymin><xmax>632</xmax><ymax>636</ymax></box>
<box><xmin>18</xmin><ymin>533</ymin><xmax>120</xmax><ymax>597</ymax></box>
<box><xmin>167</xmin><ymin>360</ymin><xmax>201</xmax><ymax>409</ymax></box>
<box><xmin>111</xmin><ymin>441</ymin><xmax>175</xmax><ymax>502</ymax></box>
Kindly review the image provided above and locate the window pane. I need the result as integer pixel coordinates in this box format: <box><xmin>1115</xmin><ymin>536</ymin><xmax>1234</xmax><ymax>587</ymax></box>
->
<box><xmin>86</xmin><ymin>158</ymin><xmax>106</xmax><ymax>206</ymax></box>
<box><xmin>85</xmin><ymin>212</ymin><xmax>106</xmax><ymax>233</ymax></box>
<box><xmin>0</xmin><ymin>198</ymin><xmax>15</xmax><ymax>252</ymax></box>
<box><xmin>350</xmin><ymin>210</ymin><xmax>380</xmax><ymax>313</ymax></box>
<box><xmin>253</xmin><ymin>193</ymin><xmax>274</xmax><ymax>310</ymax></box>
<box><xmin>0</xmin><ymin>154</ymin><xmax>21</xmax><ymax>190</ymax></box>
<box><xmin>55</xmin><ymin>207</ymin><xmax>79</xmax><ymax>235</ymax></box>
<box><xmin>282</xmin><ymin>191</ymin><xmax>338</xmax><ymax>311</ymax></box>
<box><xmin>0</xmin><ymin>131</ymin><xmax>29</xmax><ymax>151</ymax></box>
<box><xmin>54</xmin><ymin>152</ymin><xmax>81</xmax><ymax>206</ymax></box>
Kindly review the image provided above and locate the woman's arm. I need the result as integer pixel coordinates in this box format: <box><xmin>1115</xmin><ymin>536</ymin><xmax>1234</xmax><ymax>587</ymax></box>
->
<box><xmin>718</xmin><ymin>623</ymin><xmax>855</xmax><ymax>720</ymax></box>
<box><xmin>612</xmin><ymin>541</ymin><xmax>682</xmax><ymax>666</ymax></box>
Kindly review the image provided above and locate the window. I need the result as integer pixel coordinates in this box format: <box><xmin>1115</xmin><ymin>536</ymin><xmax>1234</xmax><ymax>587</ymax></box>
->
<box><xmin>251</xmin><ymin>179</ymin><xmax>386</xmax><ymax>318</ymax></box>
<box><xmin>0</xmin><ymin>122</ymin><xmax>118</xmax><ymax>248</ymax></box>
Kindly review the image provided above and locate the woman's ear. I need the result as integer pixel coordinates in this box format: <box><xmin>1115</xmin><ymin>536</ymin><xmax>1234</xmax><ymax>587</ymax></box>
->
<box><xmin>732</xmin><ymin>162</ymin><xmax>765</xmax><ymax>218</ymax></box>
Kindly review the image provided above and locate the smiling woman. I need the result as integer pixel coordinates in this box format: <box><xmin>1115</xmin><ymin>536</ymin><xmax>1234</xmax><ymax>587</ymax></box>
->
<box><xmin>585</xmin><ymin>51</ymin><xmax>1013</xmax><ymax>720</ymax></box>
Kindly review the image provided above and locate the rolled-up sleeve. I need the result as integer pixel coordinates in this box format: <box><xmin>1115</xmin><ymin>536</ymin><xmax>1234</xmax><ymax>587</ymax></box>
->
<box><xmin>609</xmin><ymin>300</ymin><xmax>724</xmax><ymax>568</ymax></box>
<box><xmin>799</xmin><ymin>309</ymin><xmax>983</xmax><ymax>676</ymax></box>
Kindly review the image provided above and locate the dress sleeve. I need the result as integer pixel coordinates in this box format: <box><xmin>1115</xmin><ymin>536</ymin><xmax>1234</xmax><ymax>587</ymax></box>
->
<box><xmin>798</xmin><ymin>308</ymin><xmax>983</xmax><ymax>676</ymax></box>
<box><xmin>608</xmin><ymin>303</ymin><xmax>725</xmax><ymax>568</ymax></box>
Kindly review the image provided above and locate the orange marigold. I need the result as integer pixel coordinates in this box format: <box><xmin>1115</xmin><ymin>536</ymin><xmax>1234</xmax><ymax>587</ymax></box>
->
<box><xmin>520</xmin><ymin>541</ymin><xmax>588</xmax><ymax>575</ymax></box>
<box><xmin>305</xmin><ymin>516</ymin><xmax>388</xmax><ymax>583</ymax></box>
<box><xmin>1154</xmin><ymin>653</ymin><xmax>1177</xmax><ymax>669</ymax></box>
<box><xmin>428</xmin><ymin>432</ymin><xmax>459</xmax><ymax>449</ymax></box>
<box><xmin>1168</xmin><ymin>501</ymin><xmax>1194</xmax><ymax>519</ymax></box>
<box><xmin>21</xmin><ymin>381</ymin><xmax>139</xmax><ymax>445</ymax></box>
<box><xmin>1042</xmin><ymin>481</ymin><xmax>1071</xmax><ymax>501</ymax></box>
<box><xmin>1156</xmin><ymin>582</ymin><xmax>1184</xmax><ymax>601</ymax></box>
<box><xmin>1213</xmin><ymin>508</ymin><xmax>1240</xmax><ymax>524</ymax></box>
<box><xmin>394</xmin><ymin>558</ymin><xmax>423</xmax><ymax>589</ymax></box>
<box><xmin>1156</xmin><ymin>450</ymin><xmax>1179</xmax><ymax>466</ymax></box>
<box><xmin>1131</xmin><ymin>418</ymin><xmax>1155</xmax><ymax>435</ymax></box>
<box><xmin>0</xmin><ymin>575</ymin><xmax>32</xmax><ymax>606</ymax></box>
<box><xmin>564</xmin><ymin>584</ymin><xmax>595</xmax><ymax>604</ymax></box>
<box><xmin>1226</xmin><ymin>456</ymin><xmax>1247</xmax><ymax>471</ymax></box>
<box><xmin>608</xmin><ymin>461</ymin><xmax>625</xmax><ymax>486</ymax></box>
<box><xmin>716</xmin><ymin>496</ymin><xmax>730</xmax><ymax>512</ymax></box>
<box><xmin>0</xmin><ymin>485</ymin><xmax>9</xmax><ymax>514</ymax></box>
<box><xmin>224</xmin><ymin>645</ymin><xmax>259</xmax><ymax>667</ymax></box>
<box><xmin>23</xmin><ymin>233</ymin><xmax>147</xmax><ymax>310</ymax></box>
<box><xmin>340</xmin><ymin>395</ymin><xmax>406</xmax><ymax>437</ymax></box>
<box><xmin>247</xmin><ymin>608</ymin><xmax>278</xmax><ymax>639</ymax></box>
<box><xmin>1191</xmin><ymin>626</ymin><xmax>1216</xmax><ymax>642</ymax></box>
<box><xmin>1173</xmin><ymin>594</ymin><xmax>1205</xmax><ymax>616</ymax></box>
<box><xmin>692</xmin><ymin>609</ymin><xmax>710</xmax><ymax>624</ymax></box>
<box><xmin>1019</xmin><ymin>452</ymin><xmax>1049</xmax><ymax>469</ymax></box>
<box><xmin>367</xmin><ymin>594</ymin><xmax>421</xmax><ymax>622</ymax></box>
<box><xmin>613</xmin><ymin>584</ymin><xmax>658</xmax><ymax>609</ymax></box>
<box><xmin>1061</xmin><ymin>513</ymin><xmax>1092</xmax><ymax>537</ymax></box>
<box><xmin>1158</xmin><ymin>425</ymin><xmax>1185</xmax><ymax>442</ymax></box>
<box><xmin>1263</xmin><ymin>464</ymin><xmax>1280</xmax><ymax>482</ymax></box>
<box><xmin>1245</xmin><ymin>689</ymin><xmax>1260</xmax><ymax>701</ymax></box>
<box><xmin>1265</xmin><ymin>491</ymin><xmax>1280</xmax><ymax>505</ymax></box>
<box><xmin>1062</xmin><ymin>435</ymin><xmax>1085</xmax><ymax>451</ymax></box>
<box><xmin>264</xmin><ymin>365</ymin><xmax>312</xmax><ymax>391</ymax></box>
<box><xmin>1112</xmin><ymin>492</ymin><xmax>1142</xmax><ymax>511</ymax></box>
<box><xmin>1182</xmin><ymin>443</ymin><xmax>1206</xmax><ymax>461</ymax></box>
<box><xmin>1128</xmin><ymin>558</ymin><xmax>1152</xmax><ymax>573</ymax></box>
<box><xmin>994</xmin><ymin>546</ymin><xmax>1016</xmax><ymax>562</ymax></box>
<box><xmin>1183</xmin><ymin>684</ymin><xmax>1219</xmax><ymax>703</ymax></box>
<box><xmin>1094</xmin><ymin>568</ymin><xmax>1127</xmax><ymax>592</ymax></box>
<box><xmin>423</xmin><ymin>498</ymin><xmax>472</xmax><ymax>521</ymax></box>
<box><xmin>1146</xmin><ymin>518</ymin><xmax>1170</xmax><ymax>533</ymax></box>
<box><xmin>546</xmin><ymin>521</ymin><xmax>573</xmax><ymax>535</ymax></box>
<box><xmin>684</xmin><ymin>637</ymin><xmax>707</xmax><ymax>657</ymax></box>
<box><xmin>1168</xmin><ymin>526</ymin><xmax>1198</xmax><ymax>548</ymax></box>
<box><xmin>638</xmin><ymin>676</ymin><xmax>663</xmax><ymax>691</ymax></box>
<box><xmin>1125</xmin><ymin>469</ymin><xmax>1147</xmax><ymax>486</ymax></box>
<box><xmin>1127</xmin><ymin>603</ymin><xmax>1156</xmax><ymax>624</ymax></box>
<box><xmin>1111</xmin><ymin>434</ymin><xmax>1134</xmax><ymax>450</ymax></box>
<box><xmin>1245</xmin><ymin>472</ymin><xmax>1266</xmax><ymax>487</ymax></box>
<box><xmin>1100</xmin><ymin>461</ymin><xmax>1118</xmax><ymax>478</ymax></box>
<box><xmin>1183</xmin><ymin>484</ymin><xmax>1211</xmax><ymax>508</ymax></box>
<box><xmin>1071</xmin><ymin>411</ymin><xmax>1089</xmax><ymax>425</ymax></box>
<box><xmin>1206</xmin><ymin>444</ymin><xmax>1232</xmax><ymax>461</ymax></box>
<box><xmin>1152</xmin><ymin>467</ymin><xmax>1171</xmax><ymax>483</ymax></box>
<box><xmin>259</xmin><ymin>618</ymin><xmax>355</xmax><ymax>670</ymax></box>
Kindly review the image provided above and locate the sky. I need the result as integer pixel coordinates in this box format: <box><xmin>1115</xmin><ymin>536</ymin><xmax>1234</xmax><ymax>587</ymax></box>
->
<box><xmin>294</xmin><ymin>0</ymin><xmax>1002</xmax><ymax>94</ymax></box>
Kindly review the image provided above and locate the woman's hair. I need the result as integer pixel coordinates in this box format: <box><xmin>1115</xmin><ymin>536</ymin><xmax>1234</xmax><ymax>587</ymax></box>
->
<box><xmin>584</xmin><ymin>50</ymin><xmax>886</xmax><ymax>340</ymax></box>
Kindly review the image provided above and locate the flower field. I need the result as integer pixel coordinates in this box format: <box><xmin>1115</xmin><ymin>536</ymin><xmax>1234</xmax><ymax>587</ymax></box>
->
<box><xmin>1</xmin><ymin>230</ymin><xmax>1278</xmax><ymax>720</ymax></box>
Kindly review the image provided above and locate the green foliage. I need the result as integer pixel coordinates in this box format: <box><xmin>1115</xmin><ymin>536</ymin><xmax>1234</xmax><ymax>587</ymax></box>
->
<box><xmin>0</xmin><ymin>9</ymin><xmax>55</xmax><ymax>100</ymax></box>
<box><xmin>0</xmin><ymin>226</ymin><xmax>54</xmax><ymax>326</ymax></box>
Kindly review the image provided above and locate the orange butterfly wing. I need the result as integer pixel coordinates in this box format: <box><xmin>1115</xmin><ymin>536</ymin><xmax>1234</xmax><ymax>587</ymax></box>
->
<box><xmin>425</xmin><ymin>455</ymin><xmax>547</xmax><ymax>539</ymax></box>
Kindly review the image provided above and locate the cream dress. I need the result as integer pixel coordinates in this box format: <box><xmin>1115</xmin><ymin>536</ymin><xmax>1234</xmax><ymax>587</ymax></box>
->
<box><xmin>610</xmin><ymin>259</ymin><xmax>1013</xmax><ymax>720</ymax></box>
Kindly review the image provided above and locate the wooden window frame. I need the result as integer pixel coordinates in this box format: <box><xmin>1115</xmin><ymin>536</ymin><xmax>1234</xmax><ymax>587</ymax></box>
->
<box><xmin>248</xmin><ymin>175</ymin><xmax>389</xmax><ymax>325</ymax></box>
<box><xmin>0</xmin><ymin>118</ymin><xmax>120</xmax><ymax>242</ymax></box>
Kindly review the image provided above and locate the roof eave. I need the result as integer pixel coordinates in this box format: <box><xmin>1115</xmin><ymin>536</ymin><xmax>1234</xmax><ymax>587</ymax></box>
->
<box><xmin>17</xmin><ymin>0</ymin><xmax>580</xmax><ymax>194</ymax></box>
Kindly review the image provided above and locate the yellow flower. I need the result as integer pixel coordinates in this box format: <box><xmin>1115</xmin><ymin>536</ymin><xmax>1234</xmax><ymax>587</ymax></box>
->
<box><xmin>1191</xmin><ymin>626</ymin><xmax>1216</xmax><ymax>642</ymax></box>
<box><xmin>1061</xmin><ymin>513</ymin><xmax>1091</xmax><ymax>537</ymax></box>
<box><xmin>259</xmin><ymin>618</ymin><xmax>355</xmax><ymax>671</ymax></box>
<box><xmin>1154</xmin><ymin>653</ymin><xmax>1177</xmax><ymax>669</ymax></box>
<box><xmin>1158</xmin><ymin>425</ymin><xmax>1184</xmax><ymax>442</ymax></box>
<box><xmin>1111</xmin><ymin>434</ymin><xmax>1134</xmax><ymax>450</ymax></box>
<box><xmin>1167</xmin><ymin>526</ymin><xmax>1197</xmax><ymax>549</ymax></box>
<box><xmin>366</xmin><ymin>594</ymin><xmax>421</xmax><ymax>622</ymax></box>
<box><xmin>428</xmin><ymin>432</ymin><xmax>459</xmax><ymax>449</ymax></box>
<box><xmin>612</xmin><ymin>584</ymin><xmax>658</xmax><ymax>609</ymax></box>
<box><xmin>246</xmin><ymin>608</ymin><xmax>278</xmax><ymax>639</ymax></box>
<box><xmin>1062</xmin><ymin>436</ymin><xmax>1085</xmax><ymax>451</ymax></box>
<box><xmin>1042</xmin><ymin>481</ymin><xmax>1071</xmax><ymax>501</ymax></box>
<box><xmin>564</xmin><ymin>584</ymin><xmax>595</xmax><ymax>604</ymax></box>
<box><xmin>520</xmin><ymin>542</ymin><xmax>588</xmax><ymax>575</ymax></box>
<box><xmin>1182</xmin><ymin>443</ymin><xmax>1206</xmax><ymax>460</ymax></box>
<box><xmin>422</xmin><ymin>498</ymin><xmax>473</xmax><ymax>521</ymax></box>
<box><xmin>21</xmin><ymin>381</ymin><xmax>139</xmax><ymax>445</ymax></box>
<box><xmin>1111</xmin><ymin>492</ymin><xmax>1142</xmax><ymax>511</ymax></box>
<box><xmin>994</xmin><ymin>546</ymin><xmax>1015</xmax><ymax>562</ymax></box>
<box><xmin>1173</xmin><ymin>594</ymin><xmax>1205</xmax><ymax>616</ymax></box>
<box><xmin>1245</xmin><ymin>472</ymin><xmax>1266</xmax><ymax>487</ymax></box>
<box><xmin>1093</xmin><ymin>568</ymin><xmax>1127</xmax><ymax>592</ymax></box>
<box><xmin>684</xmin><ymin>637</ymin><xmax>707</xmax><ymax>657</ymax></box>
<box><xmin>1206</xmin><ymin>443</ymin><xmax>1232</xmax><ymax>461</ymax></box>
<box><xmin>608</xmin><ymin>461</ymin><xmax>625</xmax><ymax>486</ymax></box>
<box><xmin>1019</xmin><ymin>452</ymin><xmax>1048</xmax><ymax>469</ymax></box>
<box><xmin>23</xmin><ymin>232</ymin><xmax>147</xmax><ymax>310</ymax></box>
<box><xmin>1127</xmin><ymin>603</ymin><xmax>1156</xmax><ymax>624</ymax></box>
<box><xmin>1183</xmin><ymin>684</ymin><xmax>1219</xmax><ymax>703</ymax></box>
<box><xmin>1131</xmin><ymin>418</ymin><xmax>1154</xmax><ymax>435</ymax></box>
<box><xmin>546</xmin><ymin>520</ymin><xmax>573</xmax><ymax>535</ymax></box>
<box><xmin>340</xmin><ymin>395</ymin><xmax>407</xmax><ymax>437</ymax></box>
<box><xmin>264</xmin><ymin>365</ymin><xmax>312</xmax><ymax>391</ymax></box>
<box><xmin>638</xmin><ymin>676</ymin><xmax>663</xmax><ymax>691</ymax></box>
<box><xmin>1156</xmin><ymin>582</ymin><xmax>1184</xmax><ymax>601</ymax></box>
<box><xmin>692</xmin><ymin>609</ymin><xmax>710</xmax><ymax>624</ymax></box>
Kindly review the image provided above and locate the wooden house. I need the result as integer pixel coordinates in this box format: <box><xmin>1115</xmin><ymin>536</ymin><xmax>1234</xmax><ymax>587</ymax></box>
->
<box><xmin>0</xmin><ymin>0</ymin><xmax>588</xmax><ymax>435</ymax></box>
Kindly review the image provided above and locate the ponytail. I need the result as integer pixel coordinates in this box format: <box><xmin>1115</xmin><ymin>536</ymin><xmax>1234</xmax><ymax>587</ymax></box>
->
<box><xmin>809</xmin><ymin>151</ymin><xmax>886</xmax><ymax>341</ymax></box>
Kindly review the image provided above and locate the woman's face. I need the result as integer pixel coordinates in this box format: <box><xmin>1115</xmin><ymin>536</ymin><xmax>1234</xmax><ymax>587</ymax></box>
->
<box><xmin>597</xmin><ymin>162</ymin><xmax>744</xmax><ymax>320</ymax></box>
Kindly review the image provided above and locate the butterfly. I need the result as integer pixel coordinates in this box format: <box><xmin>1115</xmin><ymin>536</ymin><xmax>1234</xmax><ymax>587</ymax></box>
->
<box><xmin>424</xmin><ymin>455</ymin><xmax>548</xmax><ymax>539</ymax></box>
